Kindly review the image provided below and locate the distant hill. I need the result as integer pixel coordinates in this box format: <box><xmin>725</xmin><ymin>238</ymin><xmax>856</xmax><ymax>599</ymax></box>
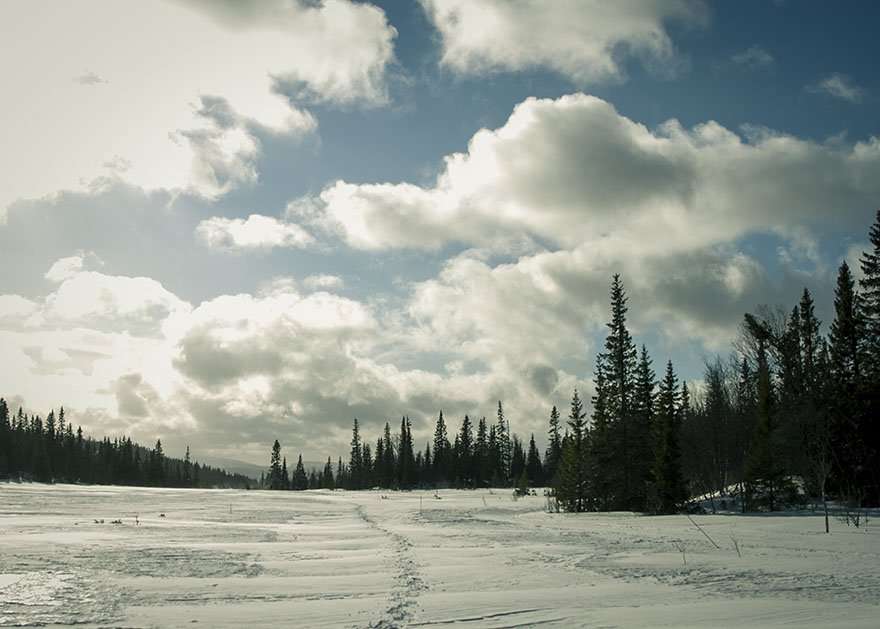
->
<box><xmin>198</xmin><ymin>457</ymin><xmax>264</xmax><ymax>481</ymax></box>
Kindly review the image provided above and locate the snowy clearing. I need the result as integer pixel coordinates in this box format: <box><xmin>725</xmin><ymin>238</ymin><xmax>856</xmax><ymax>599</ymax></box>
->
<box><xmin>1</xmin><ymin>484</ymin><xmax>879</xmax><ymax>628</ymax></box>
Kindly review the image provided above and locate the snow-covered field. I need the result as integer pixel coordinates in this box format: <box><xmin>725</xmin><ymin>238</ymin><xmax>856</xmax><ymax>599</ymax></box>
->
<box><xmin>1</xmin><ymin>484</ymin><xmax>878</xmax><ymax>628</ymax></box>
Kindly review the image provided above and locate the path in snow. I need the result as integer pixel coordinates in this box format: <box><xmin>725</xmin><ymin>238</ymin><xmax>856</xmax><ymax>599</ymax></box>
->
<box><xmin>356</xmin><ymin>503</ymin><xmax>426</xmax><ymax>628</ymax></box>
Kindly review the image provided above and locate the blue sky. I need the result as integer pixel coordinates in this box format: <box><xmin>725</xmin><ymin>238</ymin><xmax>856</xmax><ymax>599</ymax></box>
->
<box><xmin>1</xmin><ymin>0</ymin><xmax>877</xmax><ymax>464</ymax></box>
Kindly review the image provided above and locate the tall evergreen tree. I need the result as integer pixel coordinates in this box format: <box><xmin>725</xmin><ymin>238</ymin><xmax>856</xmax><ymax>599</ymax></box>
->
<box><xmin>281</xmin><ymin>456</ymin><xmax>290</xmax><ymax>490</ymax></box>
<box><xmin>743</xmin><ymin>325</ymin><xmax>784</xmax><ymax>511</ymax></box>
<box><xmin>602</xmin><ymin>274</ymin><xmax>639</xmax><ymax>509</ymax></box>
<box><xmin>545</xmin><ymin>405</ymin><xmax>563</xmax><ymax>484</ymax></box>
<box><xmin>589</xmin><ymin>362</ymin><xmax>614</xmax><ymax>510</ymax></box>
<box><xmin>495</xmin><ymin>401</ymin><xmax>511</xmax><ymax>485</ymax></box>
<box><xmin>629</xmin><ymin>345</ymin><xmax>656</xmax><ymax>510</ymax></box>
<box><xmin>830</xmin><ymin>261</ymin><xmax>865</xmax><ymax>385</ymax></box>
<box><xmin>860</xmin><ymin>209</ymin><xmax>880</xmax><ymax>376</ymax></box>
<box><xmin>322</xmin><ymin>457</ymin><xmax>335</xmax><ymax>489</ymax></box>
<box><xmin>474</xmin><ymin>416</ymin><xmax>489</xmax><ymax>487</ymax></box>
<box><xmin>269</xmin><ymin>439</ymin><xmax>283</xmax><ymax>489</ymax></box>
<box><xmin>653</xmin><ymin>361</ymin><xmax>686</xmax><ymax>514</ymax></box>
<box><xmin>349</xmin><ymin>418</ymin><xmax>363</xmax><ymax>490</ymax></box>
<box><xmin>292</xmin><ymin>454</ymin><xmax>308</xmax><ymax>490</ymax></box>
<box><xmin>432</xmin><ymin>411</ymin><xmax>450</xmax><ymax>486</ymax></box>
<box><xmin>456</xmin><ymin>415</ymin><xmax>474</xmax><ymax>486</ymax></box>
<box><xmin>526</xmin><ymin>433</ymin><xmax>543</xmax><ymax>485</ymax></box>
<box><xmin>556</xmin><ymin>390</ymin><xmax>589</xmax><ymax>512</ymax></box>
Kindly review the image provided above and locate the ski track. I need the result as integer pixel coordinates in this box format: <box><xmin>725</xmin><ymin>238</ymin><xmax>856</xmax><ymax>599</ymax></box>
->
<box><xmin>357</xmin><ymin>504</ymin><xmax>427</xmax><ymax>628</ymax></box>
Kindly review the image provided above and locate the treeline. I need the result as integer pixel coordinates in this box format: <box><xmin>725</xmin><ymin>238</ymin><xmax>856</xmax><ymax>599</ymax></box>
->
<box><xmin>265</xmin><ymin>211</ymin><xmax>880</xmax><ymax>514</ymax></box>
<box><xmin>0</xmin><ymin>404</ymin><xmax>252</xmax><ymax>488</ymax></box>
<box><xmin>261</xmin><ymin>406</ymin><xmax>544</xmax><ymax>491</ymax></box>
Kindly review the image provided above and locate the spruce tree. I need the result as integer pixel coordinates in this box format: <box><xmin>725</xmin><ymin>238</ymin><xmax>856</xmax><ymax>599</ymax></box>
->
<box><xmin>602</xmin><ymin>274</ymin><xmax>638</xmax><ymax>509</ymax></box>
<box><xmin>183</xmin><ymin>445</ymin><xmax>192</xmax><ymax>486</ymax></box>
<box><xmin>495</xmin><ymin>401</ymin><xmax>511</xmax><ymax>485</ymax></box>
<box><xmin>455</xmin><ymin>415</ymin><xmax>474</xmax><ymax>487</ymax></box>
<box><xmin>589</xmin><ymin>362</ymin><xmax>614</xmax><ymax>510</ymax></box>
<box><xmin>349</xmin><ymin>418</ymin><xmax>363</xmax><ymax>490</ymax></box>
<box><xmin>292</xmin><ymin>454</ymin><xmax>308</xmax><ymax>490</ymax></box>
<box><xmin>269</xmin><ymin>440</ymin><xmax>283</xmax><ymax>489</ymax></box>
<box><xmin>744</xmin><ymin>332</ymin><xmax>784</xmax><ymax>511</ymax></box>
<box><xmin>526</xmin><ymin>434</ymin><xmax>543</xmax><ymax>485</ymax></box>
<box><xmin>830</xmin><ymin>261</ymin><xmax>865</xmax><ymax>385</ymax></box>
<box><xmin>474</xmin><ymin>417</ymin><xmax>489</xmax><ymax>487</ymax></box>
<box><xmin>545</xmin><ymin>405</ymin><xmax>563</xmax><ymax>483</ymax></box>
<box><xmin>556</xmin><ymin>390</ymin><xmax>589</xmax><ymax>512</ymax></box>
<box><xmin>860</xmin><ymin>209</ymin><xmax>880</xmax><ymax>376</ymax></box>
<box><xmin>432</xmin><ymin>411</ymin><xmax>450</xmax><ymax>486</ymax></box>
<box><xmin>510</xmin><ymin>435</ymin><xmax>525</xmax><ymax>482</ymax></box>
<box><xmin>653</xmin><ymin>361</ymin><xmax>686</xmax><ymax>514</ymax></box>
<box><xmin>383</xmin><ymin>422</ymin><xmax>396</xmax><ymax>488</ymax></box>
<box><xmin>322</xmin><ymin>457</ymin><xmax>335</xmax><ymax>489</ymax></box>
<box><xmin>630</xmin><ymin>345</ymin><xmax>656</xmax><ymax>511</ymax></box>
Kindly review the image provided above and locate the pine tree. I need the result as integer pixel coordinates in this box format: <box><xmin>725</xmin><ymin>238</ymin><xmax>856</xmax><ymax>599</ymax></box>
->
<box><xmin>589</xmin><ymin>361</ymin><xmax>614</xmax><ymax>510</ymax></box>
<box><xmin>495</xmin><ymin>401</ymin><xmax>511</xmax><ymax>485</ymax></box>
<box><xmin>474</xmin><ymin>416</ymin><xmax>489</xmax><ymax>487</ymax></box>
<box><xmin>349</xmin><ymin>418</ymin><xmax>363</xmax><ymax>490</ymax></box>
<box><xmin>545</xmin><ymin>405</ymin><xmax>563</xmax><ymax>484</ymax></box>
<box><xmin>454</xmin><ymin>415</ymin><xmax>473</xmax><ymax>487</ymax></box>
<box><xmin>510</xmin><ymin>435</ymin><xmax>525</xmax><ymax>482</ymax></box>
<box><xmin>322</xmin><ymin>457</ymin><xmax>335</xmax><ymax>489</ymax></box>
<box><xmin>829</xmin><ymin>260</ymin><xmax>873</xmax><ymax>502</ymax></box>
<box><xmin>182</xmin><ymin>445</ymin><xmax>192</xmax><ymax>486</ymax></box>
<box><xmin>744</xmin><ymin>331</ymin><xmax>784</xmax><ymax>511</ymax></box>
<box><xmin>281</xmin><ymin>456</ymin><xmax>290</xmax><ymax>490</ymax></box>
<box><xmin>830</xmin><ymin>261</ymin><xmax>865</xmax><ymax>385</ymax></box>
<box><xmin>629</xmin><ymin>345</ymin><xmax>656</xmax><ymax>511</ymax></box>
<box><xmin>362</xmin><ymin>443</ymin><xmax>373</xmax><ymax>487</ymax></box>
<box><xmin>149</xmin><ymin>439</ymin><xmax>165</xmax><ymax>486</ymax></box>
<box><xmin>432</xmin><ymin>411</ymin><xmax>450</xmax><ymax>486</ymax></box>
<box><xmin>292</xmin><ymin>454</ymin><xmax>308</xmax><ymax>490</ymax></box>
<box><xmin>526</xmin><ymin>434</ymin><xmax>543</xmax><ymax>485</ymax></box>
<box><xmin>383</xmin><ymin>422</ymin><xmax>396</xmax><ymax>488</ymax></box>
<box><xmin>653</xmin><ymin>361</ymin><xmax>686</xmax><ymax>514</ymax></box>
<box><xmin>556</xmin><ymin>390</ymin><xmax>589</xmax><ymax>512</ymax></box>
<box><xmin>269</xmin><ymin>440</ymin><xmax>283</xmax><ymax>489</ymax></box>
<box><xmin>398</xmin><ymin>416</ymin><xmax>416</xmax><ymax>488</ymax></box>
<box><xmin>602</xmin><ymin>274</ymin><xmax>638</xmax><ymax>509</ymax></box>
<box><xmin>860</xmin><ymin>209</ymin><xmax>880</xmax><ymax>377</ymax></box>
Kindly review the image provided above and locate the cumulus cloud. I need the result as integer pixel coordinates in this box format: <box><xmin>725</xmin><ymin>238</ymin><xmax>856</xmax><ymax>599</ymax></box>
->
<box><xmin>315</xmin><ymin>94</ymin><xmax>880</xmax><ymax>253</ymax></box>
<box><xmin>0</xmin><ymin>295</ymin><xmax>39</xmax><ymax>322</ymax></box>
<box><xmin>809</xmin><ymin>73</ymin><xmax>866</xmax><ymax>103</ymax></box>
<box><xmin>196</xmin><ymin>214</ymin><xmax>315</xmax><ymax>251</ymax></box>
<box><xmin>44</xmin><ymin>251</ymin><xmax>103</xmax><ymax>283</ymax></box>
<box><xmin>0</xmin><ymin>0</ymin><xmax>396</xmax><ymax>216</ymax></box>
<box><xmin>420</xmin><ymin>0</ymin><xmax>704</xmax><ymax>84</ymax></box>
<box><xmin>303</xmin><ymin>274</ymin><xmax>345</xmax><ymax>291</ymax></box>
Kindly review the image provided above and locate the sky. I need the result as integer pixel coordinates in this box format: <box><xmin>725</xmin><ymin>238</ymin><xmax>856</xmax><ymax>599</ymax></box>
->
<box><xmin>1</xmin><ymin>0</ymin><xmax>878</xmax><ymax>466</ymax></box>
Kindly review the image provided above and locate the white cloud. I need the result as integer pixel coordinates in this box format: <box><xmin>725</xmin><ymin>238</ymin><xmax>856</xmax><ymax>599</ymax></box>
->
<box><xmin>809</xmin><ymin>73</ymin><xmax>865</xmax><ymax>103</ymax></box>
<box><xmin>303</xmin><ymin>274</ymin><xmax>345</xmax><ymax>291</ymax></box>
<box><xmin>45</xmin><ymin>256</ymin><xmax>85</xmax><ymax>283</ymax></box>
<box><xmin>196</xmin><ymin>214</ymin><xmax>315</xmax><ymax>251</ymax></box>
<box><xmin>420</xmin><ymin>0</ymin><xmax>704</xmax><ymax>84</ymax></box>
<box><xmin>315</xmin><ymin>94</ymin><xmax>880</xmax><ymax>254</ymax></box>
<box><xmin>0</xmin><ymin>295</ymin><xmax>40</xmax><ymax>322</ymax></box>
<box><xmin>730</xmin><ymin>45</ymin><xmax>774</xmax><ymax>68</ymax></box>
<box><xmin>0</xmin><ymin>0</ymin><xmax>397</xmax><ymax>216</ymax></box>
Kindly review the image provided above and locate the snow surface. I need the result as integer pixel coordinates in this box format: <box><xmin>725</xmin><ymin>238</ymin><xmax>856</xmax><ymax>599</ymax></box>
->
<box><xmin>1</xmin><ymin>483</ymin><xmax>878</xmax><ymax>627</ymax></box>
